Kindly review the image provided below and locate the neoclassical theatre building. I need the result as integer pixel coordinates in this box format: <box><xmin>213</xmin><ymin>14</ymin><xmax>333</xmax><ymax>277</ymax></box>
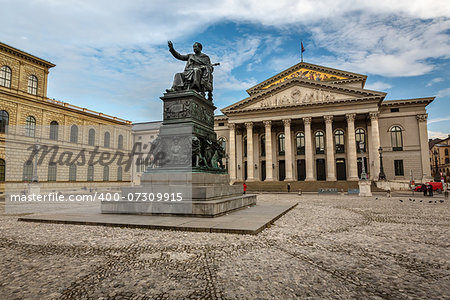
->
<box><xmin>214</xmin><ymin>62</ymin><xmax>433</xmax><ymax>185</ymax></box>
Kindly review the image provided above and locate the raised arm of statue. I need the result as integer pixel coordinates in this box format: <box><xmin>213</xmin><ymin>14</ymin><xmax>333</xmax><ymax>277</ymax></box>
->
<box><xmin>168</xmin><ymin>41</ymin><xmax>189</xmax><ymax>61</ymax></box>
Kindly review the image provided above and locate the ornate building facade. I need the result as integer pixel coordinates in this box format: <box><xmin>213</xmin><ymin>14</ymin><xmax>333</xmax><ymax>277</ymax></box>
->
<box><xmin>0</xmin><ymin>42</ymin><xmax>133</xmax><ymax>193</ymax></box>
<box><xmin>429</xmin><ymin>135</ymin><xmax>450</xmax><ymax>181</ymax></box>
<box><xmin>214</xmin><ymin>62</ymin><xmax>433</xmax><ymax>185</ymax></box>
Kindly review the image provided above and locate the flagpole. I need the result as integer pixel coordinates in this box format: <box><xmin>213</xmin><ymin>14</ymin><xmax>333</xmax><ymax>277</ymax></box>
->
<box><xmin>301</xmin><ymin>40</ymin><xmax>304</xmax><ymax>62</ymax></box>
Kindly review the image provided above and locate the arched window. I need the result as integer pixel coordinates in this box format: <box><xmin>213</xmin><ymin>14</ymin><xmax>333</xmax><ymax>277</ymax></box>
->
<box><xmin>70</xmin><ymin>125</ymin><xmax>78</xmax><ymax>143</ymax></box>
<box><xmin>390</xmin><ymin>126</ymin><xmax>403</xmax><ymax>151</ymax></box>
<box><xmin>25</xmin><ymin>116</ymin><xmax>36</xmax><ymax>137</ymax></box>
<box><xmin>27</xmin><ymin>75</ymin><xmax>38</xmax><ymax>95</ymax></box>
<box><xmin>23</xmin><ymin>161</ymin><xmax>33</xmax><ymax>181</ymax></box>
<box><xmin>315</xmin><ymin>131</ymin><xmax>325</xmax><ymax>154</ymax></box>
<box><xmin>118</xmin><ymin>134</ymin><xmax>123</xmax><ymax>149</ymax></box>
<box><xmin>355</xmin><ymin>128</ymin><xmax>366</xmax><ymax>152</ymax></box>
<box><xmin>296</xmin><ymin>132</ymin><xmax>305</xmax><ymax>155</ymax></box>
<box><xmin>0</xmin><ymin>110</ymin><xmax>9</xmax><ymax>133</ymax></box>
<box><xmin>103</xmin><ymin>166</ymin><xmax>109</xmax><ymax>181</ymax></box>
<box><xmin>260</xmin><ymin>135</ymin><xmax>266</xmax><ymax>157</ymax></box>
<box><xmin>0</xmin><ymin>159</ymin><xmax>5</xmax><ymax>182</ymax></box>
<box><xmin>243</xmin><ymin>136</ymin><xmax>247</xmax><ymax>157</ymax></box>
<box><xmin>117</xmin><ymin>167</ymin><xmax>123</xmax><ymax>181</ymax></box>
<box><xmin>0</xmin><ymin>65</ymin><xmax>12</xmax><ymax>88</ymax></box>
<box><xmin>48</xmin><ymin>163</ymin><xmax>57</xmax><ymax>181</ymax></box>
<box><xmin>88</xmin><ymin>128</ymin><xmax>95</xmax><ymax>146</ymax></box>
<box><xmin>49</xmin><ymin>121</ymin><xmax>59</xmax><ymax>140</ymax></box>
<box><xmin>278</xmin><ymin>133</ymin><xmax>285</xmax><ymax>155</ymax></box>
<box><xmin>87</xmin><ymin>165</ymin><xmax>94</xmax><ymax>181</ymax></box>
<box><xmin>69</xmin><ymin>164</ymin><xmax>77</xmax><ymax>181</ymax></box>
<box><xmin>104</xmin><ymin>132</ymin><xmax>110</xmax><ymax>148</ymax></box>
<box><xmin>218</xmin><ymin>137</ymin><xmax>226</xmax><ymax>153</ymax></box>
<box><xmin>334</xmin><ymin>130</ymin><xmax>345</xmax><ymax>153</ymax></box>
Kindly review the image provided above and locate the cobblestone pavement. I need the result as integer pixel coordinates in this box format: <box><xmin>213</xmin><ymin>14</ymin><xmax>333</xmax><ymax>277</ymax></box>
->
<box><xmin>0</xmin><ymin>193</ymin><xmax>449</xmax><ymax>299</ymax></box>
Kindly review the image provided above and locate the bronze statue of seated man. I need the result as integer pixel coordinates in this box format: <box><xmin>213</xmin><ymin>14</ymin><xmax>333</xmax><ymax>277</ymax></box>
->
<box><xmin>166</xmin><ymin>41</ymin><xmax>215</xmax><ymax>99</ymax></box>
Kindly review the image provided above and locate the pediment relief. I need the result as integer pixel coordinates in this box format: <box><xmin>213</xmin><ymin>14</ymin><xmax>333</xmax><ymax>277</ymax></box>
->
<box><xmin>261</xmin><ymin>67</ymin><xmax>348</xmax><ymax>90</ymax></box>
<box><xmin>244</xmin><ymin>86</ymin><xmax>357</xmax><ymax>110</ymax></box>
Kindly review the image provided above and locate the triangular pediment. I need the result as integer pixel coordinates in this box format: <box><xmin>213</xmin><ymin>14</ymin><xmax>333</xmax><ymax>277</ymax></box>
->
<box><xmin>222</xmin><ymin>78</ymin><xmax>385</xmax><ymax>114</ymax></box>
<box><xmin>247</xmin><ymin>62</ymin><xmax>367</xmax><ymax>96</ymax></box>
<box><xmin>245</xmin><ymin>85</ymin><xmax>355</xmax><ymax>109</ymax></box>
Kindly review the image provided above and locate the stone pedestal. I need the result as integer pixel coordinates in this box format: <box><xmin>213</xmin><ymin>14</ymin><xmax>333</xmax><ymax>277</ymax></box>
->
<box><xmin>101</xmin><ymin>90</ymin><xmax>256</xmax><ymax>217</ymax></box>
<box><xmin>358</xmin><ymin>180</ymin><xmax>372</xmax><ymax>197</ymax></box>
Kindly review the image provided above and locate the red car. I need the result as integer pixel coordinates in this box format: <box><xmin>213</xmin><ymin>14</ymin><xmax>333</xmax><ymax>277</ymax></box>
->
<box><xmin>414</xmin><ymin>182</ymin><xmax>443</xmax><ymax>193</ymax></box>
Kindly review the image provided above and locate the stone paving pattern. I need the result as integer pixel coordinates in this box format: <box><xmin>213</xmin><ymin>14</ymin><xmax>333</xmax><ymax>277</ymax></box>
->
<box><xmin>0</xmin><ymin>193</ymin><xmax>449</xmax><ymax>299</ymax></box>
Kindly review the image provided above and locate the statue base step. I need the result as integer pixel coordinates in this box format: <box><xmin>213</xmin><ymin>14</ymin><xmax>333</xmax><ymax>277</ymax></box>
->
<box><xmin>101</xmin><ymin>172</ymin><xmax>256</xmax><ymax>217</ymax></box>
<box><xmin>101</xmin><ymin>194</ymin><xmax>256</xmax><ymax>217</ymax></box>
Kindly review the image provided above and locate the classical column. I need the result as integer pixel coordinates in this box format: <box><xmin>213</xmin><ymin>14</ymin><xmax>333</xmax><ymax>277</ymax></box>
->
<box><xmin>324</xmin><ymin>115</ymin><xmax>336</xmax><ymax>181</ymax></box>
<box><xmin>369</xmin><ymin>112</ymin><xmax>380</xmax><ymax>180</ymax></box>
<box><xmin>417</xmin><ymin>114</ymin><xmax>432</xmax><ymax>182</ymax></box>
<box><xmin>263</xmin><ymin>120</ymin><xmax>274</xmax><ymax>181</ymax></box>
<box><xmin>283</xmin><ymin>119</ymin><xmax>293</xmax><ymax>181</ymax></box>
<box><xmin>346</xmin><ymin>113</ymin><xmax>358</xmax><ymax>180</ymax></box>
<box><xmin>303</xmin><ymin>117</ymin><xmax>314</xmax><ymax>181</ymax></box>
<box><xmin>228</xmin><ymin>123</ymin><xmax>236</xmax><ymax>182</ymax></box>
<box><xmin>245</xmin><ymin>122</ymin><xmax>255</xmax><ymax>181</ymax></box>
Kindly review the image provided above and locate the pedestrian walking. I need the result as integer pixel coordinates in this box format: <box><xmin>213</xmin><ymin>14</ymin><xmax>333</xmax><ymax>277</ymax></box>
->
<box><xmin>243</xmin><ymin>182</ymin><xmax>247</xmax><ymax>195</ymax></box>
<box><xmin>287</xmin><ymin>183</ymin><xmax>291</xmax><ymax>193</ymax></box>
<box><xmin>428</xmin><ymin>184</ymin><xmax>433</xmax><ymax>197</ymax></box>
<box><xmin>421</xmin><ymin>184</ymin><xmax>427</xmax><ymax>196</ymax></box>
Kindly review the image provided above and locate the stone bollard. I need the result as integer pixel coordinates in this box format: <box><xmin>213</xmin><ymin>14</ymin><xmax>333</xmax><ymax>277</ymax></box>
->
<box><xmin>298</xmin><ymin>189</ymin><xmax>302</xmax><ymax>196</ymax></box>
<box><xmin>445</xmin><ymin>191</ymin><xmax>449</xmax><ymax>199</ymax></box>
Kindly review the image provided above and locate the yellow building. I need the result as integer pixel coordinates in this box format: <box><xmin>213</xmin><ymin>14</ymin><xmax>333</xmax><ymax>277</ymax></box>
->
<box><xmin>429</xmin><ymin>135</ymin><xmax>450</xmax><ymax>181</ymax></box>
<box><xmin>0</xmin><ymin>42</ymin><xmax>132</xmax><ymax>194</ymax></box>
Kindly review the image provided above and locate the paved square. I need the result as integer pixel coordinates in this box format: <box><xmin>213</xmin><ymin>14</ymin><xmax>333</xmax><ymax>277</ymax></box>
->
<box><xmin>0</xmin><ymin>193</ymin><xmax>449</xmax><ymax>299</ymax></box>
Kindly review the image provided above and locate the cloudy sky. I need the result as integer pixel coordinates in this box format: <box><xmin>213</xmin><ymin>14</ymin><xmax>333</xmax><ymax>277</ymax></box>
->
<box><xmin>1</xmin><ymin>0</ymin><xmax>449</xmax><ymax>138</ymax></box>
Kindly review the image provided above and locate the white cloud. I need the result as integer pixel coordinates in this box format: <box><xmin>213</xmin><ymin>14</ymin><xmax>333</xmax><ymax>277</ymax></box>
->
<box><xmin>437</xmin><ymin>88</ymin><xmax>450</xmax><ymax>98</ymax></box>
<box><xmin>428</xmin><ymin>130</ymin><xmax>450</xmax><ymax>139</ymax></box>
<box><xmin>365</xmin><ymin>81</ymin><xmax>392</xmax><ymax>91</ymax></box>
<box><xmin>426</xmin><ymin>77</ymin><xmax>444</xmax><ymax>87</ymax></box>
<box><xmin>1</xmin><ymin>0</ymin><xmax>449</xmax><ymax>121</ymax></box>
<box><xmin>309</xmin><ymin>16</ymin><xmax>450</xmax><ymax>77</ymax></box>
<box><xmin>428</xmin><ymin>116</ymin><xmax>450</xmax><ymax>124</ymax></box>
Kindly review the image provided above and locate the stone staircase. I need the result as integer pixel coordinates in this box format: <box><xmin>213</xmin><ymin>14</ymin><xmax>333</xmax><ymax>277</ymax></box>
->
<box><xmin>234</xmin><ymin>180</ymin><xmax>387</xmax><ymax>193</ymax></box>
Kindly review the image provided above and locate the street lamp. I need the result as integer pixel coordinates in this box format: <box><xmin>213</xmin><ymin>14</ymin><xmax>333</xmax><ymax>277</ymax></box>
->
<box><xmin>359</xmin><ymin>141</ymin><xmax>367</xmax><ymax>180</ymax></box>
<box><xmin>378</xmin><ymin>147</ymin><xmax>386</xmax><ymax>180</ymax></box>
<box><xmin>434</xmin><ymin>149</ymin><xmax>440</xmax><ymax>182</ymax></box>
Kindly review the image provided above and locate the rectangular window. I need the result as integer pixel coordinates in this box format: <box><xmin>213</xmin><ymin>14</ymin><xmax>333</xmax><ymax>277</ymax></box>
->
<box><xmin>390</xmin><ymin>108</ymin><xmax>399</xmax><ymax>112</ymax></box>
<box><xmin>394</xmin><ymin>160</ymin><xmax>404</xmax><ymax>176</ymax></box>
<box><xmin>218</xmin><ymin>122</ymin><xmax>225</xmax><ymax>126</ymax></box>
<box><xmin>48</xmin><ymin>163</ymin><xmax>57</xmax><ymax>182</ymax></box>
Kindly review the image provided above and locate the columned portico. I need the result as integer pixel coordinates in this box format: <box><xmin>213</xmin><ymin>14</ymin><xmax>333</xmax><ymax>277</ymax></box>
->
<box><xmin>417</xmin><ymin>114</ymin><xmax>432</xmax><ymax>182</ymax></box>
<box><xmin>216</xmin><ymin>61</ymin><xmax>434</xmax><ymax>187</ymax></box>
<box><xmin>263</xmin><ymin>120</ymin><xmax>274</xmax><ymax>181</ymax></box>
<box><xmin>245</xmin><ymin>122</ymin><xmax>255</xmax><ymax>181</ymax></box>
<box><xmin>346</xmin><ymin>113</ymin><xmax>358</xmax><ymax>180</ymax></box>
<box><xmin>324</xmin><ymin>115</ymin><xmax>336</xmax><ymax>181</ymax></box>
<box><xmin>303</xmin><ymin>117</ymin><xmax>314</xmax><ymax>181</ymax></box>
<box><xmin>228</xmin><ymin>123</ymin><xmax>236</xmax><ymax>182</ymax></box>
<box><xmin>369</xmin><ymin>112</ymin><xmax>380</xmax><ymax>180</ymax></box>
<box><xmin>283</xmin><ymin>119</ymin><xmax>294</xmax><ymax>181</ymax></box>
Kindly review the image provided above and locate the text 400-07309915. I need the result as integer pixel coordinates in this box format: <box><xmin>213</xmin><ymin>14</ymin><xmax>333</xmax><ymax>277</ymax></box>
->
<box><xmin>98</xmin><ymin>192</ymin><xmax>184</xmax><ymax>202</ymax></box>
